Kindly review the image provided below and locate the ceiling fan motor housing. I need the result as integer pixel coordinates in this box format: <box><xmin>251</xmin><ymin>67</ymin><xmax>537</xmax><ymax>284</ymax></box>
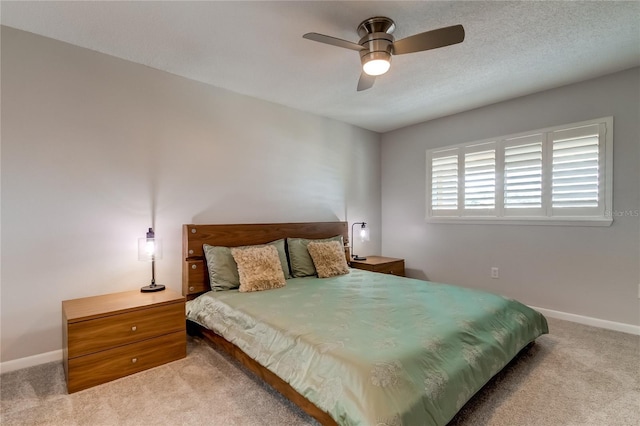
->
<box><xmin>357</xmin><ymin>17</ymin><xmax>395</xmax><ymax>72</ymax></box>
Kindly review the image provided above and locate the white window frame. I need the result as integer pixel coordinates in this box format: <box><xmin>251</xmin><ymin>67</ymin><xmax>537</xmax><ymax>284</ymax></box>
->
<box><xmin>425</xmin><ymin>117</ymin><xmax>613</xmax><ymax>226</ymax></box>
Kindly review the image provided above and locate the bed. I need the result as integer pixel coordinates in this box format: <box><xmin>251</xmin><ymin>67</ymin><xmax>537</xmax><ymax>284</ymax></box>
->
<box><xmin>183</xmin><ymin>222</ymin><xmax>548</xmax><ymax>425</ymax></box>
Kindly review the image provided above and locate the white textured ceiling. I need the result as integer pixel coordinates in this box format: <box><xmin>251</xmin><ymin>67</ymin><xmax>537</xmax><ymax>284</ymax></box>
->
<box><xmin>2</xmin><ymin>1</ymin><xmax>639</xmax><ymax>133</ymax></box>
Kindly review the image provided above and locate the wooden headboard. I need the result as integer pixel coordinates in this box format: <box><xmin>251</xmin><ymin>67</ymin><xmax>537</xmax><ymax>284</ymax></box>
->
<box><xmin>182</xmin><ymin>222</ymin><xmax>349</xmax><ymax>299</ymax></box>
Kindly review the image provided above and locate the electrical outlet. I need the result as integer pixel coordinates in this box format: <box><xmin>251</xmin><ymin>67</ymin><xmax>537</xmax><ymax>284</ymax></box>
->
<box><xmin>491</xmin><ymin>267</ymin><xmax>499</xmax><ymax>279</ymax></box>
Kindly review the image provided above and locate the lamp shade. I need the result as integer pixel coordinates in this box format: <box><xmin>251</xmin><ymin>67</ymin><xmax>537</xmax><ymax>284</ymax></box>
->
<box><xmin>138</xmin><ymin>228</ymin><xmax>162</xmax><ymax>261</ymax></box>
<box><xmin>358</xmin><ymin>224</ymin><xmax>371</xmax><ymax>242</ymax></box>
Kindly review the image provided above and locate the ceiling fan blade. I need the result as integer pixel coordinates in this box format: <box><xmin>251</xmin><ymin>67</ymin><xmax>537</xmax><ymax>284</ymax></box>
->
<box><xmin>393</xmin><ymin>24</ymin><xmax>465</xmax><ymax>55</ymax></box>
<box><xmin>303</xmin><ymin>33</ymin><xmax>364</xmax><ymax>52</ymax></box>
<box><xmin>357</xmin><ymin>73</ymin><xmax>376</xmax><ymax>91</ymax></box>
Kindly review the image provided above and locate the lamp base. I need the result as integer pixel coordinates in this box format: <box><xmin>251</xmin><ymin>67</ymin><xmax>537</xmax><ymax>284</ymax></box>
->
<box><xmin>353</xmin><ymin>255</ymin><xmax>367</xmax><ymax>261</ymax></box>
<box><xmin>140</xmin><ymin>284</ymin><xmax>166</xmax><ymax>293</ymax></box>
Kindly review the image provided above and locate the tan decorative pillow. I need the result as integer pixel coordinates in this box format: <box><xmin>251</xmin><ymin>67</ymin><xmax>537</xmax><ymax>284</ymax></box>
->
<box><xmin>307</xmin><ymin>240</ymin><xmax>350</xmax><ymax>278</ymax></box>
<box><xmin>231</xmin><ymin>245</ymin><xmax>286</xmax><ymax>292</ymax></box>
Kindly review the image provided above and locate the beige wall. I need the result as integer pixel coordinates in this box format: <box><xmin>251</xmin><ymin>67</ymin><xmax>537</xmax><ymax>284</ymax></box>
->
<box><xmin>381</xmin><ymin>68</ymin><xmax>640</xmax><ymax>327</ymax></box>
<box><xmin>0</xmin><ymin>27</ymin><xmax>381</xmax><ymax>362</ymax></box>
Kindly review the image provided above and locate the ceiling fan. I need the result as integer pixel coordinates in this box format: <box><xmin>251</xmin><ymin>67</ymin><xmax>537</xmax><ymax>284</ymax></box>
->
<box><xmin>303</xmin><ymin>17</ymin><xmax>465</xmax><ymax>91</ymax></box>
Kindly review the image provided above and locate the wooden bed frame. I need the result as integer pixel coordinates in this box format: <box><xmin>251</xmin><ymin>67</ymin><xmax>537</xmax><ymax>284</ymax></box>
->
<box><xmin>182</xmin><ymin>222</ymin><xmax>348</xmax><ymax>425</ymax></box>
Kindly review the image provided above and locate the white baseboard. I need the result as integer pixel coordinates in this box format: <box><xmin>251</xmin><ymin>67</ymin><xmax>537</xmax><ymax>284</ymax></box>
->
<box><xmin>530</xmin><ymin>306</ymin><xmax>640</xmax><ymax>336</ymax></box>
<box><xmin>0</xmin><ymin>349</ymin><xmax>62</xmax><ymax>374</ymax></box>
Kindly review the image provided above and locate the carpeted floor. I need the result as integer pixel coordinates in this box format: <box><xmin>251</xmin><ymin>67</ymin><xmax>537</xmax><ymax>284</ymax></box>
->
<box><xmin>1</xmin><ymin>317</ymin><xmax>638</xmax><ymax>425</ymax></box>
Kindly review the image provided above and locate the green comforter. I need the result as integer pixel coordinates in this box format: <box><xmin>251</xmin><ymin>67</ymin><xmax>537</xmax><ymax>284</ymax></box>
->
<box><xmin>187</xmin><ymin>269</ymin><xmax>548</xmax><ymax>425</ymax></box>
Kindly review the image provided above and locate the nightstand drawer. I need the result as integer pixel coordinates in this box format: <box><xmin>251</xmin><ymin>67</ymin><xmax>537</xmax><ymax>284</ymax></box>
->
<box><xmin>67</xmin><ymin>331</ymin><xmax>185</xmax><ymax>393</ymax></box>
<box><xmin>68</xmin><ymin>302</ymin><xmax>184</xmax><ymax>358</ymax></box>
<box><xmin>375</xmin><ymin>262</ymin><xmax>405</xmax><ymax>276</ymax></box>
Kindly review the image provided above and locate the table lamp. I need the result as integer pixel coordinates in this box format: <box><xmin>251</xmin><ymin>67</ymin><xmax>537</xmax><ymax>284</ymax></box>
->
<box><xmin>351</xmin><ymin>222</ymin><xmax>370</xmax><ymax>261</ymax></box>
<box><xmin>138</xmin><ymin>227</ymin><xmax>165</xmax><ymax>292</ymax></box>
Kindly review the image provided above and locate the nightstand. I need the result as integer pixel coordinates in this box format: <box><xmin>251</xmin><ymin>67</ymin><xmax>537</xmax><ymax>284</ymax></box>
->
<box><xmin>350</xmin><ymin>256</ymin><xmax>405</xmax><ymax>277</ymax></box>
<box><xmin>62</xmin><ymin>288</ymin><xmax>186</xmax><ymax>393</ymax></box>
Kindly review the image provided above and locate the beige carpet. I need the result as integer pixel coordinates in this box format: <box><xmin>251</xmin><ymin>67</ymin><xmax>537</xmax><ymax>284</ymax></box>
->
<box><xmin>1</xmin><ymin>317</ymin><xmax>638</xmax><ymax>425</ymax></box>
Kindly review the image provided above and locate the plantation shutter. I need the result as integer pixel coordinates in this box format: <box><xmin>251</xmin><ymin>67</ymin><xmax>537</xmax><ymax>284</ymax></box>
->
<box><xmin>503</xmin><ymin>135</ymin><xmax>543</xmax><ymax>213</ymax></box>
<box><xmin>551</xmin><ymin>124</ymin><xmax>601</xmax><ymax>211</ymax></box>
<box><xmin>430</xmin><ymin>150</ymin><xmax>459</xmax><ymax>212</ymax></box>
<box><xmin>464</xmin><ymin>145</ymin><xmax>496</xmax><ymax>211</ymax></box>
<box><xmin>426</xmin><ymin>117</ymin><xmax>611</xmax><ymax>224</ymax></box>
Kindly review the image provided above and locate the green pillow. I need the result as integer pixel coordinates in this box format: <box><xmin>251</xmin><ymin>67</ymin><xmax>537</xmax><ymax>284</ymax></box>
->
<box><xmin>202</xmin><ymin>245</ymin><xmax>238</xmax><ymax>291</ymax></box>
<box><xmin>203</xmin><ymin>239</ymin><xmax>291</xmax><ymax>291</ymax></box>
<box><xmin>287</xmin><ymin>235</ymin><xmax>344</xmax><ymax>278</ymax></box>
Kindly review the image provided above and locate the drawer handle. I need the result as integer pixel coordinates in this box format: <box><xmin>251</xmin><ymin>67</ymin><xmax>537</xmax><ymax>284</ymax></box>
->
<box><xmin>191</xmin><ymin>265</ymin><xmax>197</xmax><ymax>270</ymax></box>
<box><xmin>131</xmin><ymin>326</ymin><xmax>137</xmax><ymax>332</ymax></box>
<box><xmin>131</xmin><ymin>358</ymin><xmax>137</xmax><ymax>364</ymax></box>
<box><xmin>189</xmin><ymin>286</ymin><xmax>194</xmax><ymax>292</ymax></box>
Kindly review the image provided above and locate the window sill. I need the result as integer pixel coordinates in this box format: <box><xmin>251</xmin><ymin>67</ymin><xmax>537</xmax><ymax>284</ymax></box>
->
<box><xmin>424</xmin><ymin>216</ymin><xmax>613</xmax><ymax>227</ymax></box>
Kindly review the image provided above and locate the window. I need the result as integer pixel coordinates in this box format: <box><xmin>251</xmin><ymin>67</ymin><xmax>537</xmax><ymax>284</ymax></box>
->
<box><xmin>426</xmin><ymin>117</ymin><xmax>613</xmax><ymax>226</ymax></box>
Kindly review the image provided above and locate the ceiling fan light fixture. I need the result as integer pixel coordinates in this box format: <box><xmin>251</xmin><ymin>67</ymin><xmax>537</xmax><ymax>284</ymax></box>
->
<box><xmin>362</xmin><ymin>51</ymin><xmax>391</xmax><ymax>76</ymax></box>
<box><xmin>363</xmin><ymin>59</ymin><xmax>390</xmax><ymax>76</ymax></box>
